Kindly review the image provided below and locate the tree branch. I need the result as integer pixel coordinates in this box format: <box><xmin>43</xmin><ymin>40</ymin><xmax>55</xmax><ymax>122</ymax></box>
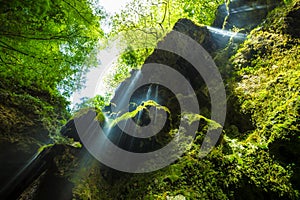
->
<box><xmin>0</xmin><ymin>40</ymin><xmax>48</xmax><ymax>65</ymax></box>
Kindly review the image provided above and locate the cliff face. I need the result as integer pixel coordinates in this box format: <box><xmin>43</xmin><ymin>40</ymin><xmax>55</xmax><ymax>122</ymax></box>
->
<box><xmin>104</xmin><ymin>0</ymin><xmax>283</xmax><ymax>153</ymax></box>
<box><xmin>68</xmin><ymin>1</ymin><xmax>298</xmax><ymax>199</ymax></box>
<box><xmin>1</xmin><ymin>0</ymin><xmax>299</xmax><ymax>199</ymax></box>
<box><xmin>0</xmin><ymin>78</ymin><xmax>69</xmax><ymax>199</ymax></box>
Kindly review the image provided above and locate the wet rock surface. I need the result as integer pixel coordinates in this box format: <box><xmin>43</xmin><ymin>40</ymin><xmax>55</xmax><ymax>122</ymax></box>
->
<box><xmin>102</xmin><ymin>0</ymin><xmax>282</xmax><ymax>153</ymax></box>
<box><xmin>57</xmin><ymin>0</ymin><xmax>284</xmax><ymax>161</ymax></box>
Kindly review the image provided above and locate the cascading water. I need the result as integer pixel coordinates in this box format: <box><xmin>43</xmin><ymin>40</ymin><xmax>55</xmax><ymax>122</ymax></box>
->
<box><xmin>101</xmin><ymin>70</ymin><xmax>143</xmax><ymax>149</ymax></box>
<box><xmin>230</xmin><ymin>4</ymin><xmax>271</xmax><ymax>14</ymax></box>
<box><xmin>113</xmin><ymin>70</ymin><xmax>142</xmax><ymax>116</ymax></box>
<box><xmin>154</xmin><ymin>85</ymin><xmax>159</xmax><ymax>124</ymax></box>
<box><xmin>205</xmin><ymin>26</ymin><xmax>247</xmax><ymax>52</ymax></box>
<box><xmin>206</xmin><ymin>26</ymin><xmax>247</xmax><ymax>39</ymax></box>
<box><xmin>146</xmin><ymin>84</ymin><xmax>152</xmax><ymax>100</ymax></box>
<box><xmin>123</xmin><ymin>84</ymin><xmax>156</xmax><ymax>151</ymax></box>
<box><xmin>102</xmin><ymin>82</ymin><xmax>163</xmax><ymax>152</ymax></box>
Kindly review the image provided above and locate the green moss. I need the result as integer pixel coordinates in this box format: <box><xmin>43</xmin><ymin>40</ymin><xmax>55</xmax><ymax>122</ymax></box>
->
<box><xmin>110</xmin><ymin>100</ymin><xmax>171</xmax><ymax>128</ymax></box>
<box><xmin>183</xmin><ymin>112</ymin><xmax>222</xmax><ymax>130</ymax></box>
<box><xmin>37</xmin><ymin>143</ymin><xmax>55</xmax><ymax>153</ymax></box>
<box><xmin>232</xmin><ymin>1</ymin><xmax>300</xmax><ymax>143</ymax></box>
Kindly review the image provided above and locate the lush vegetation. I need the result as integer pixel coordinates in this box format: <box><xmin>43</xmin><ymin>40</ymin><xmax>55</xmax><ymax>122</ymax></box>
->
<box><xmin>104</xmin><ymin>0</ymin><xmax>223</xmax><ymax>94</ymax></box>
<box><xmin>69</xmin><ymin>0</ymin><xmax>300</xmax><ymax>199</ymax></box>
<box><xmin>1</xmin><ymin>0</ymin><xmax>299</xmax><ymax>199</ymax></box>
<box><xmin>0</xmin><ymin>0</ymin><xmax>105</xmax><ymax>136</ymax></box>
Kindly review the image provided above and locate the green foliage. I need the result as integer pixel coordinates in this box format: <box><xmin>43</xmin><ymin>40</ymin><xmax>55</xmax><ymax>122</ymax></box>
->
<box><xmin>71</xmin><ymin>94</ymin><xmax>110</xmax><ymax>124</ymax></box>
<box><xmin>112</xmin><ymin>0</ymin><xmax>223</xmax><ymax>38</ymax></box>
<box><xmin>284</xmin><ymin>0</ymin><xmax>293</xmax><ymax>4</ymax></box>
<box><xmin>106</xmin><ymin>0</ymin><xmax>223</xmax><ymax>90</ymax></box>
<box><xmin>0</xmin><ymin>0</ymin><xmax>104</xmax><ymax>96</ymax></box>
<box><xmin>73</xmin><ymin>95</ymin><xmax>109</xmax><ymax>111</ymax></box>
<box><xmin>104</xmin><ymin>47</ymin><xmax>154</xmax><ymax>93</ymax></box>
<box><xmin>0</xmin><ymin>0</ymin><xmax>105</xmax><ymax>139</ymax></box>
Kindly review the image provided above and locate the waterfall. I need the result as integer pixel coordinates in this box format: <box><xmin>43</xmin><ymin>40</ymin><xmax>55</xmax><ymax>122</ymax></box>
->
<box><xmin>104</xmin><ymin>70</ymin><xmax>142</xmax><ymax>146</ymax></box>
<box><xmin>146</xmin><ymin>84</ymin><xmax>152</xmax><ymax>100</ymax></box>
<box><xmin>113</xmin><ymin>70</ymin><xmax>142</xmax><ymax>116</ymax></box>
<box><xmin>110</xmin><ymin>84</ymin><xmax>160</xmax><ymax>151</ymax></box>
<box><xmin>231</xmin><ymin>4</ymin><xmax>271</xmax><ymax>14</ymax></box>
<box><xmin>206</xmin><ymin>26</ymin><xmax>246</xmax><ymax>39</ymax></box>
<box><xmin>129</xmin><ymin>84</ymin><xmax>153</xmax><ymax>151</ymax></box>
<box><xmin>153</xmin><ymin>85</ymin><xmax>159</xmax><ymax>124</ymax></box>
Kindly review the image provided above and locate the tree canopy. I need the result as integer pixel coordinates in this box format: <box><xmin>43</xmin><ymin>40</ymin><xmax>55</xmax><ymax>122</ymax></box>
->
<box><xmin>104</xmin><ymin>0</ymin><xmax>223</xmax><ymax>92</ymax></box>
<box><xmin>0</xmin><ymin>0</ymin><xmax>106</xmax><ymax>135</ymax></box>
<box><xmin>0</xmin><ymin>0</ymin><xmax>105</xmax><ymax>97</ymax></box>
